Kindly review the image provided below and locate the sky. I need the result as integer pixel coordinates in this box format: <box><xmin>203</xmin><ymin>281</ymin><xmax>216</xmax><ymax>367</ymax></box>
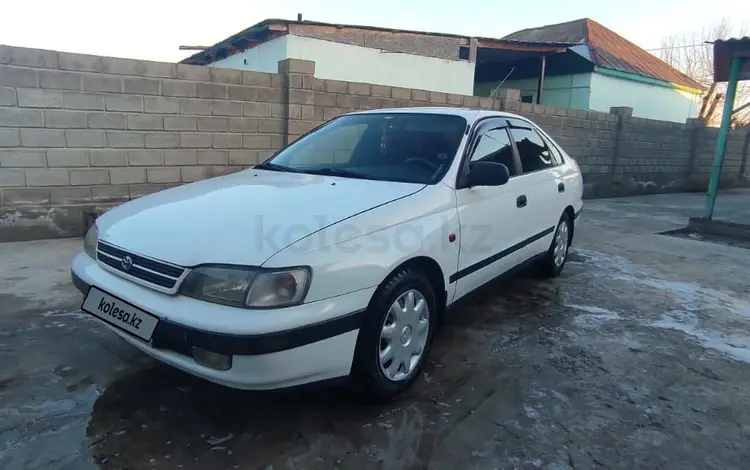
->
<box><xmin>1</xmin><ymin>0</ymin><xmax>747</xmax><ymax>63</ymax></box>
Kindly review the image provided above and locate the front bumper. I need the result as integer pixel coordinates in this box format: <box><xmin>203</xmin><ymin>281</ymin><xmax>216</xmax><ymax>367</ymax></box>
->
<box><xmin>71</xmin><ymin>253</ymin><xmax>374</xmax><ymax>390</ymax></box>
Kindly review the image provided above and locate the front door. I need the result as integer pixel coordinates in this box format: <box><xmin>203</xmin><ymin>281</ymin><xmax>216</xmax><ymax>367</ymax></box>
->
<box><xmin>452</xmin><ymin>123</ymin><xmax>529</xmax><ymax>302</ymax></box>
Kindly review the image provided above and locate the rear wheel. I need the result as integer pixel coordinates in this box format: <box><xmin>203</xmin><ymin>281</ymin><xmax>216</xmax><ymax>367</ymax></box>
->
<box><xmin>537</xmin><ymin>212</ymin><xmax>571</xmax><ymax>278</ymax></box>
<box><xmin>351</xmin><ymin>268</ymin><xmax>437</xmax><ymax>402</ymax></box>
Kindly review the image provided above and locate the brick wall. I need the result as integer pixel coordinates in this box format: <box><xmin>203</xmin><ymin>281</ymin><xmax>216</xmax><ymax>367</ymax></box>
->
<box><xmin>1</xmin><ymin>45</ymin><xmax>749</xmax><ymax>241</ymax></box>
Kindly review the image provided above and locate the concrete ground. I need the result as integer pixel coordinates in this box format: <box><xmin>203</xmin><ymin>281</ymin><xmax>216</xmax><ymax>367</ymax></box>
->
<box><xmin>2</xmin><ymin>189</ymin><xmax>750</xmax><ymax>470</ymax></box>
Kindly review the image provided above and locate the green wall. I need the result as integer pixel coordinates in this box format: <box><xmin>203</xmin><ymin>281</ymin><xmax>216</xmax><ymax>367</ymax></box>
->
<box><xmin>475</xmin><ymin>73</ymin><xmax>592</xmax><ymax>109</ymax></box>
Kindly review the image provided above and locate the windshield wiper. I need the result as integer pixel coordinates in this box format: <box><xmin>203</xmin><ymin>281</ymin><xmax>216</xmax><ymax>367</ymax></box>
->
<box><xmin>253</xmin><ymin>162</ymin><xmax>298</xmax><ymax>172</ymax></box>
<box><xmin>302</xmin><ymin>167</ymin><xmax>379</xmax><ymax>180</ymax></box>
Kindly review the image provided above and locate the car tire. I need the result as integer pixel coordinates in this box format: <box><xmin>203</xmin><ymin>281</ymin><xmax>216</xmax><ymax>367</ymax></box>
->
<box><xmin>537</xmin><ymin>211</ymin><xmax>572</xmax><ymax>278</ymax></box>
<box><xmin>351</xmin><ymin>268</ymin><xmax>438</xmax><ymax>403</ymax></box>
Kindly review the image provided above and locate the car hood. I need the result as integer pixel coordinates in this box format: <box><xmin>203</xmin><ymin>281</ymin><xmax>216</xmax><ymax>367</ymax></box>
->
<box><xmin>96</xmin><ymin>169</ymin><xmax>424</xmax><ymax>267</ymax></box>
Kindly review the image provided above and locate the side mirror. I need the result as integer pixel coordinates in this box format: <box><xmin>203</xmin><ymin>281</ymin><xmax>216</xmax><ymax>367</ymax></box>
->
<box><xmin>466</xmin><ymin>161</ymin><xmax>510</xmax><ymax>187</ymax></box>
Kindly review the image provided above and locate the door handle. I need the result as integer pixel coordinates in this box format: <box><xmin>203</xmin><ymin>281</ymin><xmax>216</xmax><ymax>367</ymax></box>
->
<box><xmin>558</xmin><ymin>182</ymin><xmax>565</xmax><ymax>193</ymax></box>
<box><xmin>516</xmin><ymin>194</ymin><xmax>527</xmax><ymax>208</ymax></box>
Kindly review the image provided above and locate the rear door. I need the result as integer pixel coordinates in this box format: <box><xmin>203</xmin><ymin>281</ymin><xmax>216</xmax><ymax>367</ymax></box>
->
<box><xmin>506</xmin><ymin>120</ymin><xmax>567</xmax><ymax>260</ymax></box>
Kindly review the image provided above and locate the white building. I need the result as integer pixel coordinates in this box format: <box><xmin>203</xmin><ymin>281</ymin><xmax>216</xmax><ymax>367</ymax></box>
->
<box><xmin>181</xmin><ymin>18</ymin><xmax>704</xmax><ymax>123</ymax></box>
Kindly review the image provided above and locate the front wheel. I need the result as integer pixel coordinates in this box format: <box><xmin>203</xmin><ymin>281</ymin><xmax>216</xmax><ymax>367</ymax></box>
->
<box><xmin>351</xmin><ymin>268</ymin><xmax>437</xmax><ymax>403</ymax></box>
<box><xmin>537</xmin><ymin>212</ymin><xmax>571</xmax><ymax>278</ymax></box>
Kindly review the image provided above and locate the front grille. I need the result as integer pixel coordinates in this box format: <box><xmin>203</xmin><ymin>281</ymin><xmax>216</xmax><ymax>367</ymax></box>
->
<box><xmin>96</xmin><ymin>241</ymin><xmax>186</xmax><ymax>290</ymax></box>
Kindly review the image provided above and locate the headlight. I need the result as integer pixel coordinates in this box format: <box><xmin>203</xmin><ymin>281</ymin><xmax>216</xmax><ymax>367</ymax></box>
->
<box><xmin>84</xmin><ymin>224</ymin><xmax>98</xmax><ymax>260</ymax></box>
<box><xmin>180</xmin><ymin>265</ymin><xmax>311</xmax><ymax>309</ymax></box>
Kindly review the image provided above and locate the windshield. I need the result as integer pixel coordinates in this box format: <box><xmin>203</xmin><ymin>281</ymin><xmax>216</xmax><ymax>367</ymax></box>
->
<box><xmin>263</xmin><ymin>113</ymin><xmax>468</xmax><ymax>184</ymax></box>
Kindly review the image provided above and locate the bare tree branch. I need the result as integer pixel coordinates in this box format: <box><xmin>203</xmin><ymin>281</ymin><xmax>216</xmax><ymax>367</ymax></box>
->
<box><xmin>658</xmin><ymin>17</ymin><xmax>749</xmax><ymax>128</ymax></box>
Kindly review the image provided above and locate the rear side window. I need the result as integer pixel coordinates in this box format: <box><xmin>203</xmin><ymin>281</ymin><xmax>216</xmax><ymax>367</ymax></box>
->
<box><xmin>509</xmin><ymin>128</ymin><xmax>555</xmax><ymax>174</ymax></box>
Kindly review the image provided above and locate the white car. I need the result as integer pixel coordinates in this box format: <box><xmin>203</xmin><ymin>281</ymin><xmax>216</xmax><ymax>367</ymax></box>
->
<box><xmin>71</xmin><ymin>107</ymin><xmax>583</xmax><ymax>401</ymax></box>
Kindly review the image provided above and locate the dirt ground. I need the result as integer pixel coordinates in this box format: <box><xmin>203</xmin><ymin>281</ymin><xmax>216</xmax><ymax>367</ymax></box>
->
<box><xmin>1</xmin><ymin>189</ymin><xmax>750</xmax><ymax>470</ymax></box>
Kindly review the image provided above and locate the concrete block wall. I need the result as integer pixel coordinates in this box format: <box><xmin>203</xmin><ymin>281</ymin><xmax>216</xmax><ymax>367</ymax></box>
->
<box><xmin>1</xmin><ymin>45</ymin><xmax>749</xmax><ymax>241</ymax></box>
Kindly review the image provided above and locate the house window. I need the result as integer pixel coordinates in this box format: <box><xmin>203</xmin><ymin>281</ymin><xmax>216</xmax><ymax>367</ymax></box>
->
<box><xmin>458</xmin><ymin>46</ymin><xmax>470</xmax><ymax>61</ymax></box>
<box><xmin>521</xmin><ymin>94</ymin><xmax>534</xmax><ymax>104</ymax></box>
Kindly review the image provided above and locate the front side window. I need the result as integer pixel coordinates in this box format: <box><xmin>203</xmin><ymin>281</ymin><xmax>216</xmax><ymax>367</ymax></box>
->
<box><xmin>264</xmin><ymin>113</ymin><xmax>467</xmax><ymax>184</ymax></box>
<box><xmin>510</xmin><ymin>127</ymin><xmax>555</xmax><ymax>174</ymax></box>
<box><xmin>470</xmin><ymin>128</ymin><xmax>517</xmax><ymax>176</ymax></box>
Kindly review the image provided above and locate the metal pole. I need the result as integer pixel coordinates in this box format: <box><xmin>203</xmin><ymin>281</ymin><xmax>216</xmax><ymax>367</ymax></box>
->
<box><xmin>704</xmin><ymin>56</ymin><xmax>742</xmax><ymax>219</ymax></box>
<box><xmin>536</xmin><ymin>55</ymin><xmax>546</xmax><ymax>105</ymax></box>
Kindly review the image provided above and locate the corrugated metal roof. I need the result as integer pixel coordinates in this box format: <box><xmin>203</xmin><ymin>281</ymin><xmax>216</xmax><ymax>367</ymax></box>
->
<box><xmin>503</xmin><ymin>18</ymin><xmax>704</xmax><ymax>91</ymax></box>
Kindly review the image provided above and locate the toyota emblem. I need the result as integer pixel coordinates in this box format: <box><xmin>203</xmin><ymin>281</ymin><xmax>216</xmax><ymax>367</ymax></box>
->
<box><xmin>121</xmin><ymin>255</ymin><xmax>133</xmax><ymax>271</ymax></box>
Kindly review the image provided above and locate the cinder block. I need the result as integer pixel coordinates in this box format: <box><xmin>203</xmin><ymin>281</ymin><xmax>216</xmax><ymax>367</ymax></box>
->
<box><xmin>478</xmin><ymin>97</ymin><xmax>493</xmax><ymax>109</ymax></box>
<box><xmin>243</xmin><ymin>102</ymin><xmax>272</xmax><ymax>117</ymax></box>
<box><xmin>164</xmin><ymin>116</ymin><xmax>197</xmax><ymax>131</ymax></box>
<box><xmin>123</xmin><ymin>77</ymin><xmax>160</xmax><ymax>95</ymax></box>
<box><xmin>101</xmin><ymin>57</ymin><xmax>176</xmax><ymax>78</ymax></box>
<box><xmin>411</xmin><ymin>90</ymin><xmax>429</xmax><ymax>102</ymax></box>
<box><xmin>0</xmin><ymin>150</ymin><xmax>46</xmax><ymax>167</ymax></box>
<box><xmin>227</xmin><ymin>85</ymin><xmax>258</xmax><ymax>101</ymax></box>
<box><xmin>243</xmin><ymin>134</ymin><xmax>271</xmax><ymax>150</ymax></box>
<box><xmin>229</xmin><ymin>117</ymin><xmax>258</xmax><ymax>133</ymax></box>
<box><xmin>289</xmin><ymin>89</ymin><xmax>314</xmax><ymax>105</ymax></box>
<box><xmin>144</xmin><ymin>96</ymin><xmax>179</xmax><ymax>114</ymax></box>
<box><xmin>177</xmin><ymin>64</ymin><xmax>211</xmax><ymax>82</ymax></box>
<box><xmin>9</xmin><ymin>47</ymin><xmax>58</xmax><ymax>68</ymax></box>
<box><xmin>3</xmin><ymin>187</ymin><xmax>51</xmax><ymax>205</ymax></box>
<box><xmin>197</xmin><ymin>117</ymin><xmax>229</xmax><ymax>132</ymax></box>
<box><xmin>110</xmin><ymin>167</ymin><xmax>147</xmax><ymax>184</ymax></box>
<box><xmin>163</xmin><ymin>150</ymin><xmax>197</xmax><ymax>165</ymax></box>
<box><xmin>0</xmin><ymin>107</ymin><xmax>44</xmax><ymax>127</ymax></box>
<box><xmin>38</xmin><ymin>70</ymin><xmax>82</xmax><ymax>91</ymax></box>
<box><xmin>0</xmin><ymin>66</ymin><xmax>37</xmax><ymax>88</ymax></box>
<box><xmin>314</xmin><ymin>92</ymin><xmax>337</xmax><ymax>108</ymax></box>
<box><xmin>161</xmin><ymin>79</ymin><xmax>195</xmax><ymax>98</ymax></box>
<box><xmin>70</xmin><ymin>168</ymin><xmax>109</xmax><ymax>186</ymax></box>
<box><xmin>278</xmin><ymin>59</ymin><xmax>315</xmax><ymax>75</ymax></box>
<box><xmin>270</xmin><ymin>134</ymin><xmax>285</xmax><ymax>150</ymax></box>
<box><xmin>90</xmin><ymin>150</ymin><xmax>128</xmax><ymax>166</ymax></box>
<box><xmin>147</xmin><ymin>167</ymin><xmax>181</xmax><ymax>183</ymax></box>
<box><xmin>0</xmin><ymin>168</ymin><xmax>25</xmax><ymax>186</ymax></box>
<box><xmin>229</xmin><ymin>150</ymin><xmax>258</xmax><ymax>165</ymax></box>
<box><xmin>129</xmin><ymin>183</ymin><xmax>176</xmax><ymax>198</ymax></box>
<box><xmin>213</xmin><ymin>165</ymin><xmax>242</xmax><ymax>177</ymax></box>
<box><xmin>196</xmin><ymin>83</ymin><xmax>227</xmax><ymax>100</ymax></box>
<box><xmin>128</xmin><ymin>150</ymin><xmax>163</xmax><ymax>166</ymax></box>
<box><xmin>21</xmin><ymin>128</ymin><xmax>65</xmax><ymax>147</ymax></box>
<box><xmin>179</xmin><ymin>132</ymin><xmax>211</xmax><ymax>148</ymax></box>
<box><xmin>25</xmin><ymin>168</ymin><xmax>69</xmax><ymax>186</ymax></box>
<box><xmin>145</xmin><ymin>133</ymin><xmax>178</xmax><ymax>148</ymax></box>
<box><xmin>0</xmin><ymin>86</ymin><xmax>16</xmax><ymax>105</ymax></box>
<box><xmin>242</xmin><ymin>71</ymin><xmax>272</xmax><ymax>87</ymax></box>
<box><xmin>44</xmin><ymin>110</ymin><xmax>87</xmax><ymax>128</ymax></box>
<box><xmin>259</xmin><ymin>119</ymin><xmax>285</xmax><ymax>133</ymax></box>
<box><xmin>46</xmin><ymin>149</ymin><xmax>89</xmax><ymax>167</ymax></box>
<box><xmin>180</xmin><ymin>166</ymin><xmax>213</xmax><ymax>182</ymax></box>
<box><xmin>106</xmin><ymin>131</ymin><xmax>144</xmax><ymax>148</ymax></box>
<box><xmin>289</xmin><ymin>120</ymin><xmax>317</xmax><ymax>135</ymax></box>
<box><xmin>198</xmin><ymin>150</ymin><xmax>228</xmax><ymax>165</ymax></box>
<box><xmin>91</xmin><ymin>185</ymin><xmax>129</xmax><ymax>202</ymax></box>
<box><xmin>270</xmin><ymin>103</ymin><xmax>285</xmax><ymax>118</ymax></box>
<box><xmin>58</xmin><ymin>52</ymin><xmax>102</xmax><ymax>72</ymax></box>
<box><xmin>0</xmin><ymin>45</ymin><xmax>9</xmax><ymax>65</ymax></box>
<box><xmin>64</xmin><ymin>92</ymin><xmax>105</xmax><ymax>110</ymax></box>
<box><xmin>50</xmin><ymin>187</ymin><xmax>91</xmax><ymax>204</ymax></box>
<box><xmin>105</xmin><ymin>95</ymin><xmax>142</xmax><ymax>112</ymax></box>
<box><xmin>212</xmin><ymin>100</ymin><xmax>242</xmax><ymax>116</ymax></box>
<box><xmin>430</xmin><ymin>92</ymin><xmax>447</xmax><ymax>104</ymax></box>
<box><xmin>127</xmin><ymin>114</ymin><xmax>163</xmax><ymax>130</ymax></box>
<box><xmin>88</xmin><ymin>112</ymin><xmax>127</xmax><ymax>129</ymax></box>
<box><xmin>212</xmin><ymin>134</ymin><xmax>242</xmax><ymax>149</ymax></box>
<box><xmin>462</xmin><ymin>96</ymin><xmax>480</xmax><ymax>107</ymax></box>
<box><xmin>17</xmin><ymin>89</ymin><xmax>63</xmax><ymax>108</ymax></box>
<box><xmin>0</xmin><ymin>129</ymin><xmax>20</xmax><ymax>147</ymax></box>
<box><xmin>66</xmin><ymin>130</ymin><xmax>106</xmax><ymax>148</ymax></box>
<box><xmin>179</xmin><ymin>99</ymin><xmax>212</xmax><ymax>115</ymax></box>
<box><xmin>257</xmin><ymin>87</ymin><xmax>282</xmax><ymax>103</ymax></box>
<box><xmin>83</xmin><ymin>75</ymin><xmax>122</xmax><ymax>93</ymax></box>
<box><xmin>323</xmin><ymin>80</ymin><xmax>348</xmax><ymax>94</ymax></box>
<box><xmin>446</xmin><ymin>94</ymin><xmax>464</xmax><ymax>105</ymax></box>
<box><xmin>210</xmin><ymin>67</ymin><xmax>243</xmax><ymax>84</ymax></box>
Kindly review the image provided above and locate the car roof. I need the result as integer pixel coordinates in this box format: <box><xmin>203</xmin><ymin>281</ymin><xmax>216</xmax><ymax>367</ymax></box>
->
<box><xmin>345</xmin><ymin>106</ymin><xmax>531</xmax><ymax>125</ymax></box>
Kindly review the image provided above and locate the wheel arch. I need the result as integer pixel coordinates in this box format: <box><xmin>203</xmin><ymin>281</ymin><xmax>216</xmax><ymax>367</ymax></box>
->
<box><xmin>563</xmin><ymin>205</ymin><xmax>575</xmax><ymax>244</ymax></box>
